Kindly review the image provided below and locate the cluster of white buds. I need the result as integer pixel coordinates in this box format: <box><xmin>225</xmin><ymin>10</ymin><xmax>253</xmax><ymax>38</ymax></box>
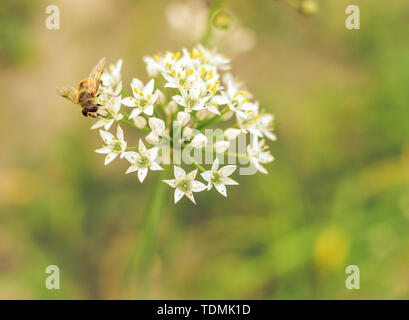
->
<box><xmin>92</xmin><ymin>45</ymin><xmax>276</xmax><ymax>204</ymax></box>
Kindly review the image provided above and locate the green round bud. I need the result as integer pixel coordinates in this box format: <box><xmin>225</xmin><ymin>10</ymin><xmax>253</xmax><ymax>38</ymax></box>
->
<box><xmin>212</xmin><ymin>10</ymin><xmax>233</xmax><ymax>30</ymax></box>
<box><xmin>300</xmin><ymin>0</ymin><xmax>319</xmax><ymax>15</ymax></box>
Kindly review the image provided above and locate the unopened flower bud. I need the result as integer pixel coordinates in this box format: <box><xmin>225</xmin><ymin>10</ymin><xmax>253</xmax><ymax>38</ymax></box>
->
<box><xmin>212</xmin><ymin>10</ymin><xmax>233</xmax><ymax>30</ymax></box>
<box><xmin>191</xmin><ymin>133</ymin><xmax>208</xmax><ymax>148</ymax></box>
<box><xmin>133</xmin><ymin>116</ymin><xmax>147</xmax><ymax>129</ymax></box>
<box><xmin>224</xmin><ymin>128</ymin><xmax>241</xmax><ymax>140</ymax></box>
<box><xmin>145</xmin><ymin>132</ymin><xmax>160</xmax><ymax>145</ymax></box>
<box><xmin>183</xmin><ymin>126</ymin><xmax>194</xmax><ymax>139</ymax></box>
<box><xmin>167</xmin><ymin>100</ymin><xmax>178</xmax><ymax>113</ymax></box>
<box><xmin>214</xmin><ymin>140</ymin><xmax>230</xmax><ymax>153</ymax></box>
<box><xmin>156</xmin><ymin>89</ymin><xmax>165</xmax><ymax>105</ymax></box>
<box><xmin>221</xmin><ymin>110</ymin><xmax>234</xmax><ymax>121</ymax></box>
<box><xmin>176</xmin><ymin>111</ymin><xmax>191</xmax><ymax>127</ymax></box>
<box><xmin>149</xmin><ymin>117</ymin><xmax>165</xmax><ymax>136</ymax></box>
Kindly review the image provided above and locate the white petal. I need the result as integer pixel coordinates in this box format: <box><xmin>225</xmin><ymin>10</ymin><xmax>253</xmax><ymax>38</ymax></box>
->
<box><xmin>187</xmin><ymin>169</ymin><xmax>198</xmax><ymax>180</ymax></box>
<box><xmin>150</xmin><ymin>161</ymin><xmax>163</xmax><ymax>171</ymax></box>
<box><xmin>147</xmin><ymin>147</ymin><xmax>158</xmax><ymax>160</ymax></box>
<box><xmin>206</xmin><ymin>105</ymin><xmax>220</xmax><ymax>115</ymax></box>
<box><xmin>215</xmin><ymin>183</ymin><xmax>227</xmax><ymax>197</ymax></box>
<box><xmin>223</xmin><ymin>177</ymin><xmax>239</xmax><ymax>186</ymax></box>
<box><xmin>185</xmin><ymin>191</ymin><xmax>196</xmax><ymax>204</ymax></box>
<box><xmin>138</xmin><ymin>139</ymin><xmax>146</xmax><ymax>153</ymax></box>
<box><xmin>129</xmin><ymin>108</ymin><xmax>142</xmax><ymax>119</ymax></box>
<box><xmin>124</xmin><ymin>151</ymin><xmax>139</xmax><ymax>163</ymax></box>
<box><xmin>212</xmin><ymin>95</ymin><xmax>229</xmax><ymax>105</ymax></box>
<box><xmin>138</xmin><ymin>167</ymin><xmax>149</xmax><ymax>183</ymax></box>
<box><xmin>248</xmin><ymin>128</ymin><xmax>263</xmax><ymax>137</ymax></box>
<box><xmin>126</xmin><ymin>165</ymin><xmax>139</xmax><ymax>174</ymax></box>
<box><xmin>212</xmin><ymin>158</ymin><xmax>219</xmax><ymax>171</ymax></box>
<box><xmin>131</xmin><ymin>78</ymin><xmax>144</xmax><ymax>92</ymax></box>
<box><xmin>163</xmin><ymin>179</ymin><xmax>177</xmax><ymax>188</ymax></box>
<box><xmin>91</xmin><ymin>119</ymin><xmax>106</xmax><ymax>130</ymax></box>
<box><xmin>220</xmin><ymin>165</ymin><xmax>236</xmax><ymax>177</ymax></box>
<box><xmin>191</xmin><ymin>180</ymin><xmax>207</xmax><ymax>192</ymax></box>
<box><xmin>201</xmin><ymin>170</ymin><xmax>212</xmax><ymax>182</ymax></box>
<box><xmin>263</xmin><ymin>130</ymin><xmax>277</xmax><ymax>141</ymax></box>
<box><xmin>103</xmin><ymin>120</ymin><xmax>114</xmax><ymax>131</ymax></box>
<box><xmin>105</xmin><ymin>152</ymin><xmax>119</xmax><ymax>165</ymax></box>
<box><xmin>174</xmin><ymin>166</ymin><xmax>186</xmax><ymax>179</ymax></box>
<box><xmin>143</xmin><ymin>104</ymin><xmax>154</xmax><ymax>116</ymax></box>
<box><xmin>172</xmin><ymin>95</ymin><xmax>186</xmax><ymax>107</ymax></box>
<box><xmin>174</xmin><ymin>188</ymin><xmax>184</xmax><ymax>203</ymax></box>
<box><xmin>95</xmin><ymin>147</ymin><xmax>111</xmax><ymax>154</ymax></box>
<box><xmin>116</xmin><ymin>125</ymin><xmax>124</xmax><ymax>141</ymax></box>
<box><xmin>121</xmin><ymin>97</ymin><xmax>137</xmax><ymax>107</ymax></box>
<box><xmin>143</xmin><ymin>79</ymin><xmax>155</xmax><ymax>96</ymax></box>
<box><xmin>99</xmin><ymin>130</ymin><xmax>115</xmax><ymax>144</ymax></box>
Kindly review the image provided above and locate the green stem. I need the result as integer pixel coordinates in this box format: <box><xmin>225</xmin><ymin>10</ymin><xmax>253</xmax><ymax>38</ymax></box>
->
<box><xmin>123</xmin><ymin>166</ymin><xmax>171</xmax><ymax>297</ymax></box>
<box><xmin>119</xmin><ymin>110</ymin><xmax>150</xmax><ymax>133</ymax></box>
<box><xmin>200</xmin><ymin>0</ymin><xmax>224</xmax><ymax>46</ymax></box>
<box><xmin>188</xmin><ymin>154</ymin><xmax>206</xmax><ymax>172</ymax></box>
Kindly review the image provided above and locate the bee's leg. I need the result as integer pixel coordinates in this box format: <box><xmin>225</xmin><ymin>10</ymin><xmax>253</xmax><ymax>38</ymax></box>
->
<box><xmin>82</xmin><ymin>108</ymin><xmax>88</xmax><ymax>117</ymax></box>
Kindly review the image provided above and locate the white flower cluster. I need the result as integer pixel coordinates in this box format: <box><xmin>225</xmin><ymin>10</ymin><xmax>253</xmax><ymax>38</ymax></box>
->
<box><xmin>92</xmin><ymin>45</ymin><xmax>276</xmax><ymax>205</ymax></box>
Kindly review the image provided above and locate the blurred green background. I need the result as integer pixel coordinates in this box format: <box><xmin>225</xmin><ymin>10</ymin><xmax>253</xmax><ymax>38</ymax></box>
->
<box><xmin>1</xmin><ymin>0</ymin><xmax>409</xmax><ymax>299</ymax></box>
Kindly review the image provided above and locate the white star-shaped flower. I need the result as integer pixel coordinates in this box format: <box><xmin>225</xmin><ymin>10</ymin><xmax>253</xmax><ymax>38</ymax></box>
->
<box><xmin>163</xmin><ymin>166</ymin><xmax>207</xmax><ymax>204</ymax></box>
<box><xmin>101</xmin><ymin>59</ymin><xmax>123</xmax><ymax>96</ymax></box>
<box><xmin>124</xmin><ymin>139</ymin><xmax>163</xmax><ymax>183</ymax></box>
<box><xmin>247</xmin><ymin>136</ymin><xmax>274</xmax><ymax>174</ymax></box>
<box><xmin>121</xmin><ymin>78</ymin><xmax>158</xmax><ymax>118</ymax></box>
<box><xmin>201</xmin><ymin>159</ymin><xmax>238</xmax><ymax>197</ymax></box>
<box><xmin>95</xmin><ymin>125</ymin><xmax>127</xmax><ymax>165</ymax></box>
<box><xmin>91</xmin><ymin>95</ymin><xmax>123</xmax><ymax>130</ymax></box>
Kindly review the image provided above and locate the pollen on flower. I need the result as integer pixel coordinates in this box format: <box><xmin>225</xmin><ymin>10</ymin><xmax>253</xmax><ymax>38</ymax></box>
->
<box><xmin>177</xmin><ymin>180</ymin><xmax>191</xmax><ymax>192</ymax></box>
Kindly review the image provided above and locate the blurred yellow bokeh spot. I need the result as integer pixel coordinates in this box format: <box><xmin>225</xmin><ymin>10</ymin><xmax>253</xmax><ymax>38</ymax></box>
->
<box><xmin>314</xmin><ymin>228</ymin><xmax>349</xmax><ymax>272</ymax></box>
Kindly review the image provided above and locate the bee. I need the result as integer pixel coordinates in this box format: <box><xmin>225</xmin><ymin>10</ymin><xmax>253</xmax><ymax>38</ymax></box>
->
<box><xmin>57</xmin><ymin>57</ymin><xmax>106</xmax><ymax>118</ymax></box>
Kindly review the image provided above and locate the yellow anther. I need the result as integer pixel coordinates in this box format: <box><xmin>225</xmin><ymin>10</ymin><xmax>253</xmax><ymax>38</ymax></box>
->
<box><xmin>171</xmin><ymin>70</ymin><xmax>175</xmax><ymax>77</ymax></box>
<box><xmin>139</xmin><ymin>92</ymin><xmax>144</xmax><ymax>96</ymax></box>
<box><xmin>177</xmin><ymin>72</ymin><xmax>181</xmax><ymax>78</ymax></box>
<box><xmin>154</xmin><ymin>55</ymin><xmax>161</xmax><ymax>62</ymax></box>
<box><xmin>203</xmin><ymin>59</ymin><xmax>209</xmax><ymax>64</ymax></box>
<box><xmin>134</xmin><ymin>88</ymin><xmax>138</xmax><ymax>94</ymax></box>
<box><xmin>175</xmin><ymin>51</ymin><xmax>181</xmax><ymax>59</ymax></box>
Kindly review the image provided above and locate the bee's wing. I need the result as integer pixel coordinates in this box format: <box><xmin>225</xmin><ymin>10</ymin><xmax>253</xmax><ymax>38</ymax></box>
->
<box><xmin>89</xmin><ymin>57</ymin><xmax>106</xmax><ymax>85</ymax></box>
<box><xmin>57</xmin><ymin>86</ymin><xmax>78</xmax><ymax>104</ymax></box>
